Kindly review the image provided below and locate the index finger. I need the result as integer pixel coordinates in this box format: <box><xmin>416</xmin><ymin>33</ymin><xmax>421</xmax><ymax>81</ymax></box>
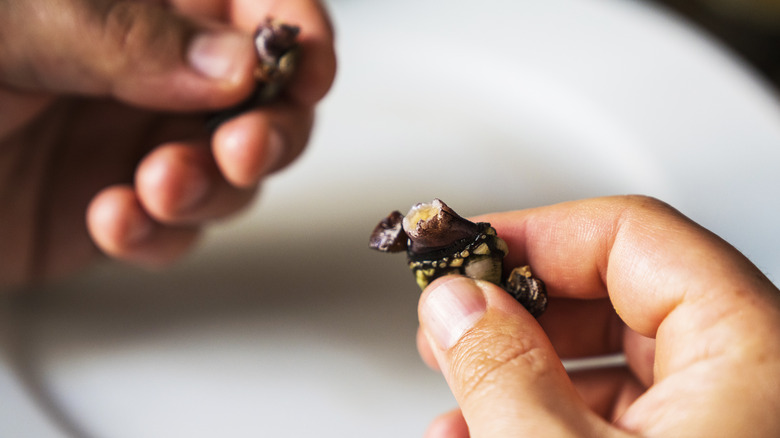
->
<box><xmin>480</xmin><ymin>195</ymin><xmax>778</xmax><ymax>338</ymax></box>
<box><xmin>477</xmin><ymin>194</ymin><xmax>780</xmax><ymax>399</ymax></box>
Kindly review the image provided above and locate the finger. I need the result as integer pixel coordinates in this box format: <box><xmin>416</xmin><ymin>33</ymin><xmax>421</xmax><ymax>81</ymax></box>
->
<box><xmin>424</xmin><ymin>408</ymin><xmax>469</xmax><ymax>438</ymax></box>
<box><xmin>417</xmin><ymin>326</ymin><xmax>439</xmax><ymax>371</ymax></box>
<box><xmin>135</xmin><ymin>141</ymin><xmax>258</xmax><ymax>224</ymax></box>
<box><xmin>481</xmin><ymin>196</ymin><xmax>779</xmax><ymax>355</ymax></box>
<box><xmin>229</xmin><ymin>0</ymin><xmax>337</xmax><ymax>105</ymax></box>
<box><xmin>537</xmin><ymin>297</ymin><xmax>624</xmax><ymax>359</ymax></box>
<box><xmin>87</xmin><ymin>185</ymin><xmax>200</xmax><ymax>266</ymax></box>
<box><xmin>212</xmin><ymin>102</ymin><xmax>314</xmax><ymax>187</ymax></box>
<box><xmin>419</xmin><ymin>276</ymin><xmax>608</xmax><ymax>437</ymax></box>
<box><xmin>0</xmin><ymin>0</ymin><xmax>256</xmax><ymax>110</ymax></box>
<box><xmin>621</xmin><ymin>329</ymin><xmax>655</xmax><ymax>388</ymax></box>
<box><xmin>478</xmin><ymin>195</ymin><xmax>776</xmax><ymax>337</ymax></box>
<box><xmin>478</xmin><ymin>196</ymin><xmax>780</xmax><ymax>435</ymax></box>
<box><xmin>568</xmin><ymin>366</ymin><xmax>645</xmax><ymax>423</ymax></box>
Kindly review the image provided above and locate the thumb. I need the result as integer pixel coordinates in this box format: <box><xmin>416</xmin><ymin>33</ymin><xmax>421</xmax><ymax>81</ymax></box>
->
<box><xmin>0</xmin><ymin>0</ymin><xmax>256</xmax><ymax>110</ymax></box>
<box><xmin>419</xmin><ymin>276</ymin><xmax>607</xmax><ymax>438</ymax></box>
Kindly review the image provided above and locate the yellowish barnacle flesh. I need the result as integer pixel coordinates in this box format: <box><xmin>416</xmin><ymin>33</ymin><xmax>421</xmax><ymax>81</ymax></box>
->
<box><xmin>415</xmin><ymin>269</ymin><xmax>430</xmax><ymax>289</ymax></box>
<box><xmin>402</xmin><ymin>201</ymin><xmax>442</xmax><ymax>232</ymax></box>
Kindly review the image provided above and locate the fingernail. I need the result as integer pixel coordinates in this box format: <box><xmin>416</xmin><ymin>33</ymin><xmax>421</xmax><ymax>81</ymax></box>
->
<box><xmin>188</xmin><ymin>31</ymin><xmax>251</xmax><ymax>81</ymax></box>
<box><xmin>421</xmin><ymin>277</ymin><xmax>487</xmax><ymax>350</ymax></box>
<box><xmin>260</xmin><ymin>129</ymin><xmax>285</xmax><ymax>176</ymax></box>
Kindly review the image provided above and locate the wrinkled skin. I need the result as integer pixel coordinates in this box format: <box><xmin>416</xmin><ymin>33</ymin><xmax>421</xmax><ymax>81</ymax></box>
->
<box><xmin>418</xmin><ymin>196</ymin><xmax>780</xmax><ymax>438</ymax></box>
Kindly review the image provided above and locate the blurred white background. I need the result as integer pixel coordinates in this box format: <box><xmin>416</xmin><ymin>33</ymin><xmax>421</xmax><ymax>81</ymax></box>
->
<box><xmin>2</xmin><ymin>0</ymin><xmax>780</xmax><ymax>436</ymax></box>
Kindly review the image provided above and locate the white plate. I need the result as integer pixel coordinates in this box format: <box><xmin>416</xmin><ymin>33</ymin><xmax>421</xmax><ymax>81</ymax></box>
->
<box><xmin>3</xmin><ymin>0</ymin><xmax>780</xmax><ymax>437</ymax></box>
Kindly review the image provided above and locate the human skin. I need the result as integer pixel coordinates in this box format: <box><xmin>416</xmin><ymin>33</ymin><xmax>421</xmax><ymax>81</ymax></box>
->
<box><xmin>0</xmin><ymin>0</ymin><xmax>336</xmax><ymax>287</ymax></box>
<box><xmin>417</xmin><ymin>195</ymin><xmax>780</xmax><ymax>437</ymax></box>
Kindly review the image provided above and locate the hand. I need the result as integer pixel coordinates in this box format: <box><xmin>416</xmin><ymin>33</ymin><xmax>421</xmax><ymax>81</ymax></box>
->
<box><xmin>417</xmin><ymin>196</ymin><xmax>780</xmax><ymax>437</ymax></box>
<box><xmin>0</xmin><ymin>0</ymin><xmax>336</xmax><ymax>287</ymax></box>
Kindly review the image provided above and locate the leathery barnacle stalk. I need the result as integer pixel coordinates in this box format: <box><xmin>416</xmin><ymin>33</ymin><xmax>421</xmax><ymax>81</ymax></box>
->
<box><xmin>369</xmin><ymin>199</ymin><xmax>548</xmax><ymax>317</ymax></box>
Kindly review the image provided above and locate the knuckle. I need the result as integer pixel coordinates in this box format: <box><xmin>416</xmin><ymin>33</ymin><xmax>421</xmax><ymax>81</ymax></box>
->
<box><xmin>450</xmin><ymin>326</ymin><xmax>554</xmax><ymax>401</ymax></box>
<box><xmin>615</xmin><ymin>195</ymin><xmax>677</xmax><ymax>221</ymax></box>
<box><xmin>606</xmin><ymin>195</ymin><xmax>683</xmax><ymax>242</ymax></box>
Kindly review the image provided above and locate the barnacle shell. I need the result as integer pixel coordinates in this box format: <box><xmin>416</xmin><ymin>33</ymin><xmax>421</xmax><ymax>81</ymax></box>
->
<box><xmin>506</xmin><ymin>266</ymin><xmax>548</xmax><ymax>318</ymax></box>
<box><xmin>368</xmin><ymin>210</ymin><xmax>407</xmax><ymax>253</ymax></box>
<box><xmin>206</xmin><ymin>18</ymin><xmax>300</xmax><ymax>129</ymax></box>
<box><xmin>252</xmin><ymin>19</ymin><xmax>300</xmax><ymax>101</ymax></box>
<box><xmin>402</xmin><ymin>199</ymin><xmax>479</xmax><ymax>254</ymax></box>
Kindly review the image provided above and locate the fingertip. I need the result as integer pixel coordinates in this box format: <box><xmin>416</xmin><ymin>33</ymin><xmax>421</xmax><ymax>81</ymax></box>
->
<box><xmin>212</xmin><ymin>103</ymin><xmax>313</xmax><ymax>185</ymax></box>
<box><xmin>174</xmin><ymin>28</ymin><xmax>259</xmax><ymax>109</ymax></box>
<box><xmin>136</xmin><ymin>141</ymin><xmax>260</xmax><ymax>225</ymax></box>
<box><xmin>419</xmin><ymin>276</ymin><xmax>487</xmax><ymax>351</ymax></box>
<box><xmin>424</xmin><ymin>409</ymin><xmax>469</xmax><ymax>438</ymax></box>
<box><xmin>212</xmin><ymin>111</ymin><xmax>284</xmax><ymax>187</ymax></box>
<box><xmin>87</xmin><ymin>185</ymin><xmax>201</xmax><ymax>267</ymax></box>
<box><xmin>88</xmin><ymin>185</ymin><xmax>155</xmax><ymax>256</ymax></box>
<box><xmin>417</xmin><ymin>327</ymin><xmax>440</xmax><ymax>371</ymax></box>
<box><xmin>136</xmin><ymin>143</ymin><xmax>216</xmax><ymax>222</ymax></box>
<box><xmin>294</xmin><ymin>0</ymin><xmax>338</xmax><ymax>106</ymax></box>
<box><xmin>187</xmin><ymin>29</ymin><xmax>255</xmax><ymax>85</ymax></box>
<box><xmin>286</xmin><ymin>30</ymin><xmax>337</xmax><ymax>106</ymax></box>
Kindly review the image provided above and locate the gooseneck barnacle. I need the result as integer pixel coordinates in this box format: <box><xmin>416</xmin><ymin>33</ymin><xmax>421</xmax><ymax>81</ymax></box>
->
<box><xmin>369</xmin><ymin>199</ymin><xmax>547</xmax><ymax>317</ymax></box>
